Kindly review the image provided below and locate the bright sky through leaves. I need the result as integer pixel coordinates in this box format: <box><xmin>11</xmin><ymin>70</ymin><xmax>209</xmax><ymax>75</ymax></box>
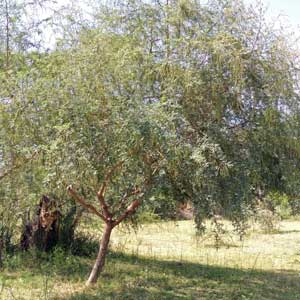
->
<box><xmin>246</xmin><ymin>0</ymin><xmax>300</xmax><ymax>29</ymax></box>
<box><xmin>32</xmin><ymin>0</ymin><xmax>300</xmax><ymax>49</ymax></box>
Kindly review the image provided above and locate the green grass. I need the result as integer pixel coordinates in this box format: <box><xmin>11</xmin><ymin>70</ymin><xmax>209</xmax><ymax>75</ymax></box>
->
<box><xmin>1</xmin><ymin>219</ymin><xmax>300</xmax><ymax>300</ymax></box>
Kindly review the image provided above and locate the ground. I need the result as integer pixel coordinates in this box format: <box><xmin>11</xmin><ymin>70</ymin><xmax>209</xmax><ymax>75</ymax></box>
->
<box><xmin>1</xmin><ymin>219</ymin><xmax>300</xmax><ymax>300</ymax></box>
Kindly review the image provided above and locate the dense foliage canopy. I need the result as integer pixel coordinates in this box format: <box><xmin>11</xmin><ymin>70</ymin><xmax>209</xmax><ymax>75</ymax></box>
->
<box><xmin>0</xmin><ymin>0</ymin><xmax>300</xmax><ymax>264</ymax></box>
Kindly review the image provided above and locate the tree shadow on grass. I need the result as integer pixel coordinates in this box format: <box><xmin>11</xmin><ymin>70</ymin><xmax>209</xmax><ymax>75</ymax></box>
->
<box><xmin>53</xmin><ymin>251</ymin><xmax>300</xmax><ymax>300</ymax></box>
<box><xmin>1</xmin><ymin>248</ymin><xmax>95</xmax><ymax>283</ymax></box>
<box><xmin>3</xmin><ymin>248</ymin><xmax>299</xmax><ymax>300</ymax></box>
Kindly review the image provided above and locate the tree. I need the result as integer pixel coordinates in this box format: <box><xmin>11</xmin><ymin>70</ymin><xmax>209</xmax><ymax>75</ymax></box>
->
<box><xmin>0</xmin><ymin>25</ymin><xmax>188</xmax><ymax>284</ymax></box>
<box><xmin>91</xmin><ymin>0</ymin><xmax>300</xmax><ymax>223</ymax></box>
<box><xmin>0</xmin><ymin>0</ymin><xmax>299</xmax><ymax>285</ymax></box>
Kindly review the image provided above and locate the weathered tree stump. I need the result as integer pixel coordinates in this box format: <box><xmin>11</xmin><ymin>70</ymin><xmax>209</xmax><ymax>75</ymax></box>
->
<box><xmin>20</xmin><ymin>195</ymin><xmax>60</xmax><ymax>252</ymax></box>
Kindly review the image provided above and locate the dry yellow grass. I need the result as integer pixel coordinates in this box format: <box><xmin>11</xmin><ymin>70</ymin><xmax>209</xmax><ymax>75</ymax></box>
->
<box><xmin>111</xmin><ymin>219</ymin><xmax>300</xmax><ymax>271</ymax></box>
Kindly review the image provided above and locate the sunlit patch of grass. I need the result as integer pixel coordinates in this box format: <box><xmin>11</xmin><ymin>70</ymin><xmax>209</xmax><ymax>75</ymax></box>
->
<box><xmin>111</xmin><ymin>219</ymin><xmax>300</xmax><ymax>271</ymax></box>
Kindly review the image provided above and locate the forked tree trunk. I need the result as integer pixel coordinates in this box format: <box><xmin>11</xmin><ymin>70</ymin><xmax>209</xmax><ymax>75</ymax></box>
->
<box><xmin>86</xmin><ymin>222</ymin><xmax>113</xmax><ymax>286</ymax></box>
<box><xmin>67</xmin><ymin>184</ymin><xmax>141</xmax><ymax>286</ymax></box>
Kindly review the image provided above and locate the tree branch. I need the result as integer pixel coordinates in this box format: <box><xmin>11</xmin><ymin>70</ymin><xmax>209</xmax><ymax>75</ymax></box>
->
<box><xmin>112</xmin><ymin>187</ymin><xmax>142</xmax><ymax>215</ymax></box>
<box><xmin>67</xmin><ymin>185</ymin><xmax>106</xmax><ymax>222</ymax></box>
<box><xmin>97</xmin><ymin>160</ymin><xmax>124</xmax><ymax>219</ymax></box>
<box><xmin>96</xmin><ymin>192</ymin><xmax>110</xmax><ymax>220</ymax></box>
<box><xmin>113</xmin><ymin>200</ymin><xmax>141</xmax><ymax>227</ymax></box>
<box><xmin>97</xmin><ymin>160</ymin><xmax>124</xmax><ymax>199</ymax></box>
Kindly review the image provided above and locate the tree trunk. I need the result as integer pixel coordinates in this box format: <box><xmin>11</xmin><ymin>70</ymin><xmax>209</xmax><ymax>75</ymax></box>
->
<box><xmin>86</xmin><ymin>222</ymin><xmax>113</xmax><ymax>286</ymax></box>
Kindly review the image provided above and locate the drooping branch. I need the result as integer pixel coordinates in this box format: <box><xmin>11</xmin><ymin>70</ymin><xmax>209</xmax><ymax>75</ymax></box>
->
<box><xmin>67</xmin><ymin>185</ymin><xmax>106</xmax><ymax>222</ymax></box>
<box><xmin>113</xmin><ymin>199</ymin><xmax>141</xmax><ymax>227</ymax></box>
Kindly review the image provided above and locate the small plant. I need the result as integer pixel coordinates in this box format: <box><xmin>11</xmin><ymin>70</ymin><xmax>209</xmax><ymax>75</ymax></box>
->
<box><xmin>231</xmin><ymin>206</ymin><xmax>252</xmax><ymax>241</ymax></box>
<box><xmin>232</xmin><ymin>217</ymin><xmax>250</xmax><ymax>241</ymax></box>
<box><xmin>69</xmin><ymin>233</ymin><xmax>98</xmax><ymax>256</ymax></box>
<box><xmin>211</xmin><ymin>215</ymin><xmax>226</xmax><ymax>249</ymax></box>
<box><xmin>40</xmin><ymin>274</ymin><xmax>51</xmax><ymax>300</ymax></box>
<box><xmin>255</xmin><ymin>207</ymin><xmax>280</xmax><ymax>233</ymax></box>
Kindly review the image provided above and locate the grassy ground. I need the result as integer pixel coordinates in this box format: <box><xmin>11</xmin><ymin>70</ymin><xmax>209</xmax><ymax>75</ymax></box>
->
<box><xmin>1</xmin><ymin>219</ymin><xmax>300</xmax><ymax>300</ymax></box>
<box><xmin>111</xmin><ymin>219</ymin><xmax>300</xmax><ymax>271</ymax></box>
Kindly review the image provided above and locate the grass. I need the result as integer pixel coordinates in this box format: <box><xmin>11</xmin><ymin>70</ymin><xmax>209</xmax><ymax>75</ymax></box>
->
<box><xmin>111</xmin><ymin>219</ymin><xmax>300</xmax><ymax>271</ymax></box>
<box><xmin>1</xmin><ymin>219</ymin><xmax>300</xmax><ymax>300</ymax></box>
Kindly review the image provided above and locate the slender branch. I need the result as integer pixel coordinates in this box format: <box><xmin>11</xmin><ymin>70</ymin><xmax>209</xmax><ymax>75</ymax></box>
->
<box><xmin>123</xmin><ymin>187</ymin><xmax>141</xmax><ymax>201</ymax></box>
<box><xmin>67</xmin><ymin>185</ymin><xmax>106</xmax><ymax>222</ymax></box>
<box><xmin>97</xmin><ymin>160</ymin><xmax>124</xmax><ymax>219</ymax></box>
<box><xmin>112</xmin><ymin>187</ymin><xmax>142</xmax><ymax>215</ymax></box>
<box><xmin>97</xmin><ymin>160</ymin><xmax>124</xmax><ymax>199</ymax></box>
<box><xmin>113</xmin><ymin>200</ymin><xmax>141</xmax><ymax>227</ymax></box>
<box><xmin>96</xmin><ymin>192</ymin><xmax>110</xmax><ymax>219</ymax></box>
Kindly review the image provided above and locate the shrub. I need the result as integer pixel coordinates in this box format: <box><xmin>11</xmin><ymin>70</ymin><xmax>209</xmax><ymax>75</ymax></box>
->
<box><xmin>255</xmin><ymin>207</ymin><xmax>281</xmax><ymax>233</ymax></box>
<box><xmin>210</xmin><ymin>215</ymin><xmax>227</xmax><ymax>249</ymax></box>
<box><xmin>264</xmin><ymin>192</ymin><xmax>291</xmax><ymax>219</ymax></box>
<box><xmin>69</xmin><ymin>234</ymin><xmax>98</xmax><ymax>256</ymax></box>
<box><xmin>0</xmin><ymin>223</ymin><xmax>15</xmax><ymax>267</ymax></box>
<box><xmin>288</xmin><ymin>198</ymin><xmax>300</xmax><ymax>216</ymax></box>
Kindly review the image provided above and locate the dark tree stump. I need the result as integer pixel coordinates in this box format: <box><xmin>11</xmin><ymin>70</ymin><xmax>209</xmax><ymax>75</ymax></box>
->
<box><xmin>20</xmin><ymin>195</ymin><xmax>60</xmax><ymax>252</ymax></box>
<box><xmin>20</xmin><ymin>223</ymin><xmax>33</xmax><ymax>251</ymax></box>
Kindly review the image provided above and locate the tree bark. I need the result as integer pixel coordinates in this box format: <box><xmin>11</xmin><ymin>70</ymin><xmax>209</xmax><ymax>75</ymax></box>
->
<box><xmin>86</xmin><ymin>222</ymin><xmax>113</xmax><ymax>286</ymax></box>
<box><xmin>67</xmin><ymin>185</ymin><xmax>141</xmax><ymax>285</ymax></box>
